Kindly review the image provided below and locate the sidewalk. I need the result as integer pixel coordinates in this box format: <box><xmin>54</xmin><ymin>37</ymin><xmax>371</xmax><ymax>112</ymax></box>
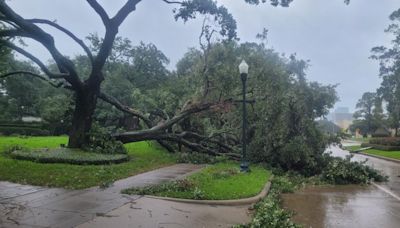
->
<box><xmin>78</xmin><ymin>197</ymin><xmax>251</xmax><ymax>228</ymax></box>
<box><xmin>0</xmin><ymin>164</ymin><xmax>203</xmax><ymax>228</ymax></box>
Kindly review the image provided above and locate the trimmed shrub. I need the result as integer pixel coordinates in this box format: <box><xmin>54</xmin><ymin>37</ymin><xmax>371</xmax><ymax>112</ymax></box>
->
<box><xmin>372</xmin><ymin>132</ymin><xmax>390</xmax><ymax>138</ymax></box>
<box><xmin>0</xmin><ymin>122</ymin><xmax>43</xmax><ymax>128</ymax></box>
<box><xmin>122</xmin><ymin>179</ymin><xmax>196</xmax><ymax>196</ymax></box>
<box><xmin>369</xmin><ymin>137</ymin><xmax>400</xmax><ymax>146</ymax></box>
<box><xmin>371</xmin><ymin>128</ymin><xmax>391</xmax><ymax>138</ymax></box>
<box><xmin>10</xmin><ymin>148</ymin><xmax>129</xmax><ymax>165</ymax></box>
<box><xmin>176</xmin><ymin>152</ymin><xmax>227</xmax><ymax>164</ymax></box>
<box><xmin>360</xmin><ymin>138</ymin><xmax>400</xmax><ymax>151</ymax></box>
<box><xmin>361</xmin><ymin>143</ymin><xmax>400</xmax><ymax>151</ymax></box>
<box><xmin>0</xmin><ymin>126</ymin><xmax>50</xmax><ymax>136</ymax></box>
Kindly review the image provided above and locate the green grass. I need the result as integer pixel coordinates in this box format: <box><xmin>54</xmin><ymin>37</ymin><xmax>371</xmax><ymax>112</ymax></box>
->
<box><xmin>345</xmin><ymin>143</ymin><xmax>400</xmax><ymax>160</ymax></box>
<box><xmin>363</xmin><ymin>149</ymin><xmax>400</xmax><ymax>160</ymax></box>
<box><xmin>124</xmin><ymin>162</ymin><xmax>271</xmax><ymax>200</ymax></box>
<box><xmin>0</xmin><ymin>136</ymin><xmax>176</xmax><ymax>189</ymax></box>
<box><xmin>342</xmin><ymin>144</ymin><xmax>400</xmax><ymax>161</ymax></box>
<box><xmin>344</xmin><ymin>145</ymin><xmax>362</xmax><ymax>152</ymax></box>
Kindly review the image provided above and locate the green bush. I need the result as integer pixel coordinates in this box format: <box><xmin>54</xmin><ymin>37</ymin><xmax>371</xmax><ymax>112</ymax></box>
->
<box><xmin>84</xmin><ymin>125</ymin><xmax>127</xmax><ymax>155</ymax></box>
<box><xmin>322</xmin><ymin>155</ymin><xmax>387</xmax><ymax>184</ymax></box>
<box><xmin>362</xmin><ymin>137</ymin><xmax>400</xmax><ymax>150</ymax></box>
<box><xmin>371</xmin><ymin>132</ymin><xmax>391</xmax><ymax>138</ymax></box>
<box><xmin>361</xmin><ymin>143</ymin><xmax>400</xmax><ymax>151</ymax></box>
<box><xmin>369</xmin><ymin>137</ymin><xmax>400</xmax><ymax>146</ymax></box>
<box><xmin>250</xmin><ymin>126</ymin><xmax>330</xmax><ymax>176</ymax></box>
<box><xmin>0</xmin><ymin>122</ymin><xmax>43</xmax><ymax>128</ymax></box>
<box><xmin>237</xmin><ymin>176</ymin><xmax>301</xmax><ymax>228</ymax></box>
<box><xmin>10</xmin><ymin>148</ymin><xmax>129</xmax><ymax>165</ymax></box>
<box><xmin>176</xmin><ymin>152</ymin><xmax>227</xmax><ymax>164</ymax></box>
<box><xmin>0</xmin><ymin>126</ymin><xmax>50</xmax><ymax>136</ymax></box>
<box><xmin>122</xmin><ymin>179</ymin><xmax>196</xmax><ymax>195</ymax></box>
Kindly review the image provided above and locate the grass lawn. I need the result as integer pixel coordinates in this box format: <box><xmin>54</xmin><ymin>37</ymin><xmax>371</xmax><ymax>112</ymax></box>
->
<box><xmin>342</xmin><ymin>144</ymin><xmax>400</xmax><ymax>161</ymax></box>
<box><xmin>123</xmin><ymin>162</ymin><xmax>271</xmax><ymax>200</ymax></box>
<box><xmin>0</xmin><ymin>136</ymin><xmax>176</xmax><ymax>189</ymax></box>
<box><xmin>363</xmin><ymin>149</ymin><xmax>400</xmax><ymax>160</ymax></box>
<box><xmin>343</xmin><ymin>145</ymin><xmax>362</xmax><ymax>152</ymax></box>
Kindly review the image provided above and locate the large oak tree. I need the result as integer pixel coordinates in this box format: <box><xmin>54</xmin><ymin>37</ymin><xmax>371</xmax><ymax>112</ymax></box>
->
<box><xmin>0</xmin><ymin>0</ymin><xmax>292</xmax><ymax>150</ymax></box>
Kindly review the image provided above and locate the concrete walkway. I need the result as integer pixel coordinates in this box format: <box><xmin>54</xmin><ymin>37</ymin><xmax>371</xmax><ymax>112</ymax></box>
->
<box><xmin>0</xmin><ymin>164</ymin><xmax>204</xmax><ymax>228</ymax></box>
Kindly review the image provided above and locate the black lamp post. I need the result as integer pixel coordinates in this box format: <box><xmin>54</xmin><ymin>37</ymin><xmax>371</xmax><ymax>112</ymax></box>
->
<box><xmin>239</xmin><ymin>60</ymin><xmax>250</xmax><ymax>172</ymax></box>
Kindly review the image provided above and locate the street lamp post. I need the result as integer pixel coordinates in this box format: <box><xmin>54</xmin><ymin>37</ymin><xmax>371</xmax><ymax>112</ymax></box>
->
<box><xmin>239</xmin><ymin>60</ymin><xmax>250</xmax><ymax>172</ymax></box>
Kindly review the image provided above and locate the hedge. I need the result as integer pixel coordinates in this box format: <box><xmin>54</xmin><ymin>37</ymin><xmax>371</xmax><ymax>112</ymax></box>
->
<box><xmin>369</xmin><ymin>137</ymin><xmax>400</xmax><ymax>146</ymax></box>
<box><xmin>10</xmin><ymin>148</ymin><xmax>129</xmax><ymax>165</ymax></box>
<box><xmin>0</xmin><ymin>126</ymin><xmax>50</xmax><ymax>136</ymax></box>
<box><xmin>360</xmin><ymin>143</ymin><xmax>400</xmax><ymax>151</ymax></box>
<box><xmin>371</xmin><ymin>133</ymin><xmax>391</xmax><ymax>138</ymax></box>
<box><xmin>0</xmin><ymin>123</ymin><xmax>43</xmax><ymax>128</ymax></box>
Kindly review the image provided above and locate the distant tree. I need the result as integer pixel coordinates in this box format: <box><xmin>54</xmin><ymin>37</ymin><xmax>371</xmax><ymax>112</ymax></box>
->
<box><xmin>352</xmin><ymin>92</ymin><xmax>383</xmax><ymax>134</ymax></box>
<box><xmin>0</xmin><ymin>57</ymin><xmax>50</xmax><ymax>120</ymax></box>
<box><xmin>354</xmin><ymin>92</ymin><xmax>376</xmax><ymax>129</ymax></box>
<box><xmin>371</xmin><ymin>8</ymin><xmax>400</xmax><ymax>135</ymax></box>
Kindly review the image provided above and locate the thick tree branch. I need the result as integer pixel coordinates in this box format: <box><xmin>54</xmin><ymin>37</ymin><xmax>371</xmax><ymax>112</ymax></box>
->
<box><xmin>86</xmin><ymin>0</ymin><xmax>110</xmax><ymax>27</ymax></box>
<box><xmin>0</xmin><ymin>1</ymin><xmax>83</xmax><ymax>90</ymax></box>
<box><xmin>114</xmin><ymin>100</ymin><xmax>233</xmax><ymax>140</ymax></box>
<box><xmin>176</xmin><ymin>131</ymin><xmax>236</xmax><ymax>152</ymax></box>
<box><xmin>0</xmin><ymin>40</ymin><xmax>67</xmax><ymax>79</ymax></box>
<box><xmin>162</xmin><ymin>0</ymin><xmax>183</xmax><ymax>5</ymax></box>
<box><xmin>0</xmin><ymin>29</ymin><xmax>28</xmax><ymax>37</ymax></box>
<box><xmin>100</xmin><ymin>92</ymin><xmax>237</xmax><ymax>156</ymax></box>
<box><xmin>26</xmin><ymin>19</ymin><xmax>94</xmax><ymax>63</ymax></box>
<box><xmin>98</xmin><ymin>92</ymin><xmax>152</xmax><ymax>127</ymax></box>
<box><xmin>112</xmin><ymin>0</ymin><xmax>141</xmax><ymax>26</ymax></box>
<box><xmin>98</xmin><ymin>91</ymin><xmax>176</xmax><ymax>152</ymax></box>
<box><xmin>0</xmin><ymin>15</ymin><xmax>18</xmax><ymax>28</ymax></box>
<box><xmin>88</xmin><ymin>0</ymin><xmax>142</xmax><ymax>82</ymax></box>
<box><xmin>150</xmin><ymin>100</ymin><xmax>232</xmax><ymax>132</ymax></box>
<box><xmin>115</xmin><ymin>130</ymin><xmax>239</xmax><ymax>159</ymax></box>
<box><xmin>0</xmin><ymin>71</ymin><xmax>64</xmax><ymax>88</ymax></box>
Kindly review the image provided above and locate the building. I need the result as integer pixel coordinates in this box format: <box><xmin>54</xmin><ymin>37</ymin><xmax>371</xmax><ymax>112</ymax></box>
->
<box><xmin>327</xmin><ymin>107</ymin><xmax>353</xmax><ymax>130</ymax></box>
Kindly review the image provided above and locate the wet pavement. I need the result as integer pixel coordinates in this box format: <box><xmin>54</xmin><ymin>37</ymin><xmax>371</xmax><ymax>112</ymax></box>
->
<box><xmin>282</xmin><ymin>142</ymin><xmax>400</xmax><ymax>228</ymax></box>
<box><xmin>0</xmin><ymin>164</ymin><xmax>203</xmax><ymax>228</ymax></box>
<box><xmin>77</xmin><ymin>197</ymin><xmax>251</xmax><ymax>228</ymax></box>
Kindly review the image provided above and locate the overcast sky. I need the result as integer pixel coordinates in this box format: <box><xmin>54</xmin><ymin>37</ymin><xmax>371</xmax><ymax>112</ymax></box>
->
<box><xmin>6</xmin><ymin>0</ymin><xmax>400</xmax><ymax>112</ymax></box>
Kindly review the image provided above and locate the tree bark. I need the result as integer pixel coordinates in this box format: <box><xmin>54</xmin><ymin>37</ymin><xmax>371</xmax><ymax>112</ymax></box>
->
<box><xmin>68</xmin><ymin>89</ymin><xmax>99</xmax><ymax>148</ymax></box>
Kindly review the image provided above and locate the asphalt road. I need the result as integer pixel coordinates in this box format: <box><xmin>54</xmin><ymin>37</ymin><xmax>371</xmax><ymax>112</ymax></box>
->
<box><xmin>282</xmin><ymin>143</ymin><xmax>400</xmax><ymax>228</ymax></box>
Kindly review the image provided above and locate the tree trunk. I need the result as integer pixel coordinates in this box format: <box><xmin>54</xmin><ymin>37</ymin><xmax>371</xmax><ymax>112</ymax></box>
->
<box><xmin>68</xmin><ymin>89</ymin><xmax>98</xmax><ymax>148</ymax></box>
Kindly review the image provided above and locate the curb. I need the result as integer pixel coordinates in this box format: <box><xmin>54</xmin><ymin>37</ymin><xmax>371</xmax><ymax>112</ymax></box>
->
<box><xmin>355</xmin><ymin>152</ymin><xmax>400</xmax><ymax>164</ymax></box>
<box><xmin>145</xmin><ymin>177</ymin><xmax>272</xmax><ymax>206</ymax></box>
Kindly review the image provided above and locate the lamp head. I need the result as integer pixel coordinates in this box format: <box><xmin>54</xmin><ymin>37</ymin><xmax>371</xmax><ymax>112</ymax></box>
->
<box><xmin>239</xmin><ymin>60</ymin><xmax>249</xmax><ymax>75</ymax></box>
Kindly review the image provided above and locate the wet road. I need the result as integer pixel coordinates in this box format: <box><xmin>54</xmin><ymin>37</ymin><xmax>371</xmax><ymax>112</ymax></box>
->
<box><xmin>282</xmin><ymin>143</ymin><xmax>400</xmax><ymax>228</ymax></box>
